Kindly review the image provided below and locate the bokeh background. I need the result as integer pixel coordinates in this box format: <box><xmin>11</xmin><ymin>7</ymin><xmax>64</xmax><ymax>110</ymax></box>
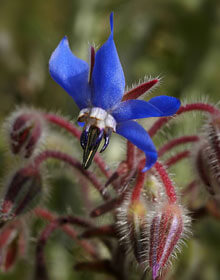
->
<box><xmin>0</xmin><ymin>0</ymin><xmax>220</xmax><ymax>279</ymax></box>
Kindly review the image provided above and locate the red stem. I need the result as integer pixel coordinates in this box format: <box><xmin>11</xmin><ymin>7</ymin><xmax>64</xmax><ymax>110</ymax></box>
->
<box><xmin>34</xmin><ymin>208</ymin><xmax>97</xmax><ymax>258</ymax></box>
<box><xmin>33</xmin><ymin>150</ymin><xmax>110</xmax><ymax>200</ymax></box>
<box><xmin>79</xmin><ymin>175</ymin><xmax>93</xmax><ymax>211</ymax></box>
<box><xmin>44</xmin><ymin>113</ymin><xmax>112</xmax><ymax>179</ymax></box>
<box><xmin>154</xmin><ymin>162</ymin><xmax>177</xmax><ymax>203</ymax></box>
<box><xmin>131</xmin><ymin>159</ymin><xmax>146</xmax><ymax>202</ymax></box>
<box><xmin>90</xmin><ymin>189</ymin><xmax>128</xmax><ymax>218</ymax></box>
<box><xmin>158</xmin><ymin>135</ymin><xmax>199</xmax><ymax>157</ymax></box>
<box><xmin>44</xmin><ymin>113</ymin><xmax>81</xmax><ymax>138</ymax></box>
<box><xmin>165</xmin><ymin>150</ymin><xmax>190</xmax><ymax>167</ymax></box>
<box><xmin>181</xmin><ymin>180</ymin><xmax>197</xmax><ymax>196</ymax></box>
<box><xmin>74</xmin><ymin>260</ymin><xmax>115</xmax><ymax>275</ymax></box>
<box><xmin>35</xmin><ymin>215</ymin><xmax>98</xmax><ymax>280</ymax></box>
<box><xmin>149</xmin><ymin>103</ymin><xmax>220</xmax><ymax>138</ymax></box>
<box><xmin>126</xmin><ymin>141</ymin><xmax>136</xmax><ymax>168</ymax></box>
<box><xmin>80</xmin><ymin>224</ymin><xmax>115</xmax><ymax>238</ymax></box>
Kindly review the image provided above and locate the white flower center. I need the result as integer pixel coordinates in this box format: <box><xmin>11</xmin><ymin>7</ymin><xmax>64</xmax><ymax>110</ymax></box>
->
<box><xmin>78</xmin><ymin>107</ymin><xmax>116</xmax><ymax>132</ymax></box>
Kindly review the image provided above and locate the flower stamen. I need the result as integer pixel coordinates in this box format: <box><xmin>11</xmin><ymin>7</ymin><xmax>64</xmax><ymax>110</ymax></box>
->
<box><xmin>78</xmin><ymin>107</ymin><xmax>116</xmax><ymax>168</ymax></box>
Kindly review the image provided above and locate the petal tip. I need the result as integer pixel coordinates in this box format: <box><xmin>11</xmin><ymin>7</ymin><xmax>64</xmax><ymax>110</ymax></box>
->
<box><xmin>110</xmin><ymin>12</ymin><xmax>114</xmax><ymax>33</ymax></box>
<box><xmin>62</xmin><ymin>35</ymin><xmax>68</xmax><ymax>41</ymax></box>
<box><xmin>48</xmin><ymin>34</ymin><xmax>90</xmax><ymax>109</ymax></box>
<box><xmin>58</xmin><ymin>36</ymin><xmax>69</xmax><ymax>49</ymax></box>
<box><xmin>176</xmin><ymin>97</ymin><xmax>181</xmax><ymax>110</ymax></box>
<box><xmin>142</xmin><ymin>152</ymin><xmax>158</xmax><ymax>172</ymax></box>
<box><xmin>171</xmin><ymin>96</ymin><xmax>181</xmax><ymax>111</ymax></box>
<box><xmin>142</xmin><ymin>167</ymin><xmax>148</xmax><ymax>173</ymax></box>
<box><xmin>49</xmin><ymin>36</ymin><xmax>69</xmax><ymax>67</ymax></box>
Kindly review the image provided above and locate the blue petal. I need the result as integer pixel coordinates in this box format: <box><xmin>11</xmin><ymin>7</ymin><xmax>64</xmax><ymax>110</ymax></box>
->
<box><xmin>78</xmin><ymin>122</ymin><xmax>84</xmax><ymax>127</ymax></box>
<box><xmin>49</xmin><ymin>36</ymin><xmax>90</xmax><ymax>109</ymax></box>
<box><xmin>148</xmin><ymin>96</ymin><xmax>180</xmax><ymax>115</ymax></box>
<box><xmin>116</xmin><ymin>121</ymin><xmax>157</xmax><ymax>172</ymax></box>
<box><xmin>112</xmin><ymin>96</ymin><xmax>180</xmax><ymax>122</ymax></box>
<box><xmin>91</xmin><ymin>13</ymin><xmax>125</xmax><ymax>110</ymax></box>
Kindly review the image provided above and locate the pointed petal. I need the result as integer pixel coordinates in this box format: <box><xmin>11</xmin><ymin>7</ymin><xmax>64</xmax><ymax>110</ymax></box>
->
<box><xmin>49</xmin><ymin>36</ymin><xmax>90</xmax><ymax>109</ymax></box>
<box><xmin>148</xmin><ymin>96</ymin><xmax>181</xmax><ymax>115</ymax></box>
<box><xmin>112</xmin><ymin>96</ymin><xmax>180</xmax><ymax>122</ymax></box>
<box><xmin>116</xmin><ymin>121</ymin><xmax>157</xmax><ymax>171</ymax></box>
<box><xmin>91</xmin><ymin>13</ymin><xmax>125</xmax><ymax>110</ymax></box>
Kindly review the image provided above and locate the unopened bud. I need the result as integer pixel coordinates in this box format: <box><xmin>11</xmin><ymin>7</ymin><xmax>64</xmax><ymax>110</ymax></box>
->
<box><xmin>0</xmin><ymin>166</ymin><xmax>43</xmax><ymax>225</ymax></box>
<box><xmin>148</xmin><ymin>203</ymin><xmax>190</xmax><ymax>280</ymax></box>
<box><xmin>194</xmin><ymin>114</ymin><xmax>220</xmax><ymax>197</ymax></box>
<box><xmin>5</xmin><ymin>109</ymin><xmax>44</xmax><ymax>158</ymax></box>
<box><xmin>128</xmin><ymin>200</ymin><xmax>149</xmax><ymax>264</ymax></box>
<box><xmin>0</xmin><ymin>220</ymin><xmax>26</xmax><ymax>272</ymax></box>
<box><xmin>116</xmin><ymin>194</ymin><xmax>150</xmax><ymax>265</ymax></box>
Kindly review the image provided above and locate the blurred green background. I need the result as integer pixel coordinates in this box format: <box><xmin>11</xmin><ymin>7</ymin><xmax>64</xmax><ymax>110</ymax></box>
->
<box><xmin>0</xmin><ymin>0</ymin><xmax>220</xmax><ymax>279</ymax></box>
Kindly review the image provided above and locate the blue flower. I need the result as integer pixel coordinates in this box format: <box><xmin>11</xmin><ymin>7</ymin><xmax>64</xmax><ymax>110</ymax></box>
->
<box><xmin>49</xmin><ymin>13</ymin><xmax>180</xmax><ymax>172</ymax></box>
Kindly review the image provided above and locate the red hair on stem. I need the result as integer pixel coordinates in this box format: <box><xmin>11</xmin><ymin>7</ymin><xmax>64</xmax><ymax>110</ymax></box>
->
<box><xmin>131</xmin><ymin>159</ymin><xmax>146</xmax><ymax>202</ymax></box>
<box><xmin>33</xmin><ymin>149</ymin><xmax>110</xmax><ymax>200</ymax></box>
<box><xmin>149</xmin><ymin>103</ymin><xmax>220</xmax><ymax>138</ymax></box>
<box><xmin>35</xmin><ymin>216</ymin><xmax>97</xmax><ymax>280</ymax></box>
<box><xmin>154</xmin><ymin>162</ymin><xmax>177</xmax><ymax>204</ymax></box>
<box><xmin>34</xmin><ymin>208</ymin><xmax>98</xmax><ymax>258</ymax></box>
<box><xmin>158</xmin><ymin>135</ymin><xmax>199</xmax><ymax>157</ymax></box>
<box><xmin>165</xmin><ymin>150</ymin><xmax>190</xmax><ymax>167</ymax></box>
<box><xmin>126</xmin><ymin>141</ymin><xmax>136</xmax><ymax>169</ymax></box>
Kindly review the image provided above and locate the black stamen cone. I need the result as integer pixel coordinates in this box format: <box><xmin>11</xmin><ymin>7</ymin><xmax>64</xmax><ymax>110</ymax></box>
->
<box><xmin>100</xmin><ymin>129</ymin><xmax>111</xmax><ymax>153</ymax></box>
<box><xmin>82</xmin><ymin>126</ymin><xmax>103</xmax><ymax>169</ymax></box>
<box><xmin>80</xmin><ymin>126</ymin><xmax>89</xmax><ymax>149</ymax></box>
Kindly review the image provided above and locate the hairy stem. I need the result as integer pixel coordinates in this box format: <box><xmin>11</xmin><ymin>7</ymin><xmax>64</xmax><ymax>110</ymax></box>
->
<box><xmin>35</xmin><ymin>216</ymin><xmax>96</xmax><ymax>280</ymax></box>
<box><xmin>80</xmin><ymin>224</ymin><xmax>116</xmax><ymax>239</ymax></box>
<box><xmin>158</xmin><ymin>135</ymin><xmax>199</xmax><ymax>157</ymax></box>
<box><xmin>34</xmin><ymin>208</ymin><xmax>98</xmax><ymax>258</ymax></box>
<box><xmin>154</xmin><ymin>162</ymin><xmax>177</xmax><ymax>203</ymax></box>
<box><xmin>131</xmin><ymin>159</ymin><xmax>146</xmax><ymax>202</ymax></box>
<box><xmin>33</xmin><ymin>149</ymin><xmax>110</xmax><ymax>200</ymax></box>
<box><xmin>165</xmin><ymin>150</ymin><xmax>190</xmax><ymax>167</ymax></box>
<box><xmin>149</xmin><ymin>103</ymin><xmax>220</xmax><ymax>138</ymax></box>
<box><xmin>90</xmin><ymin>189</ymin><xmax>129</xmax><ymax>218</ymax></box>
<box><xmin>126</xmin><ymin>141</ymin><xmax>136</xmax><ymax>169</ymax></box>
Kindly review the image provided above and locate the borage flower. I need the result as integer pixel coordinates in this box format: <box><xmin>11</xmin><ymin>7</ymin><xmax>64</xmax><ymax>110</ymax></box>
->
<box><xmin>49</xmin><ymin>13</ymin><xmax>180</xmax><ymax>171</ymax></box>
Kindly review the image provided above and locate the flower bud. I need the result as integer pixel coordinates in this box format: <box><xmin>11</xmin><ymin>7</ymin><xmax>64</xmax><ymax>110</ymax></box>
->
<box><xmin>194</xmin><ymin>144</ymin><xmax>214</xmax><ymax>195</ymax></box>
<box><xmin>148</xmin><ymin>203</ymin><xmax>190</xmax><ymax>280</ymax></box>
<box><xmin>0</xmin><ymin>220</ymin><xmax>26</xmax><ymax>272</ymax></box>
<box><xmin>0</xmin><ymin>166</ymin><xmax>43</xmax><ymax>226</ymax></box>
<box><xmin>116</xmin><ymin>194</ymin><xmax>150</xmax><ymax>265</ymax></box>
<box><xmin>128</xmin><ymin>200</ymin><xmax>149</xmax><ymax>264</ymax></box>
<box><xmin>5</xmin><ymin>109</ymin><xmax>44</xmax><ymax>158</ymax></box>
<box><xmin>194</xmin><ymin>114</ymin><xmax>220</xmax><ymax>197</ymax></box>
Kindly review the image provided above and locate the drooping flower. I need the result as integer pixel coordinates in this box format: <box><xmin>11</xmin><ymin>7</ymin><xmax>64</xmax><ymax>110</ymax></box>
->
<box><xmin>49</xmin><ymin>13</ymin><xmax>180</xmax><ymax>171</ymax></box>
